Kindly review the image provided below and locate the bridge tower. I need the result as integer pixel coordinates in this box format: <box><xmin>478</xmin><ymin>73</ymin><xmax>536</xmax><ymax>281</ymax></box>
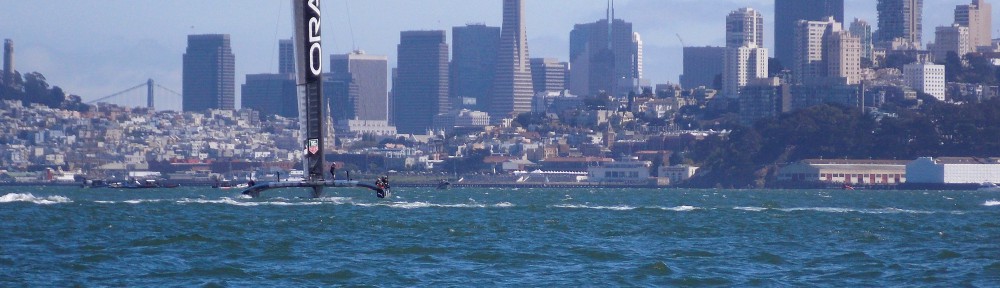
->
<box><xmin>147</xmin><ymin>79</ymin><xmax>154</xmax><ymax>109</ymax></box>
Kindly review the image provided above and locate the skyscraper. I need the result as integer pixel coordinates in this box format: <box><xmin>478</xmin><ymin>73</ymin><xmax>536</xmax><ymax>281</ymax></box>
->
<box><xmin>451</xmin><ymin>24</ymin><xmax>501</xmax><ymax>111</ymax></box>
<box><xmin>774</xmin><ymin>0</ymin><xmax>844</xmax><ymax>68</ymax></box>
<box><xmin>680</xmin><ymin>46</ymin><xmax>726</xmax><ymax>89</ymax></box>
<box><xmin>849</xmin><ymin>19</ymin><xmax>874</xmax><ymax>61</ymax></box>
<box><xmin>242</xmin><ymin>73</ymin><xmax>298</xmax><ymax>118</ymax></box>
<box><xmin>633</xmin><ymin>32</ymin><xmax>644</xmax><ymax>80</ymax></box>
<box><xmin>279</xmin><ymin>39</ymin><xmax>295</xmax><ymax>75</ymax></box>
<box><xmin>394</xmin><ymin>31</ymin><xmax>449</xmax><ymax>134</ymax></box>
<box><xmin>876</xmin><ymin>0</ymin><xmax>923</xmax><ymax>49</ymax></box>
<box><xmin>183</xmin><ymin>34</ymin><xmax>235</xmax><ymax>112</ymax></box>
<box><xmin>727</xmin><ymin>7</ymin><xmax>764</xmax><ymax>49</ymax></box>
<box><xmin>568</xmin><ymin>2</ymin><xmax>642</xmax><ymax>97</ymax></box>
<box><xmin>530</xmin><ymin>58</ymin><xmax>568</xmax><ymax>94</ymax></box>
<box><xmin>491</xmin><ymin>0</ymin><xmax>534</xmax><ymax>119</ymax></box>
<box><xmin>568</xmin><ymin>24</ymin><xmax>593</xmax><ymax>96</ymax></box>
<box><xmin>330</xmin><ymin>51</ymin><xmax>389</xmax><ymax>121</ymax></box>
<box><xmin>242</xmin><ymin>39</ymin><xmax>297</xmax><ymax>119</ymax></box>
<box><xmin>724</xmin><ymin>7</ymin><xmax>768</xmax><ymax>98</ymax></box>
<box><xmin>955</xmin><ymin>0</ymin><xmax>992</xmax><ymax>50</ymax></box>
<box><xmin>793</xmin><ymin>17</ymin><xmax>861</xmax><ymax>85</ymax></box>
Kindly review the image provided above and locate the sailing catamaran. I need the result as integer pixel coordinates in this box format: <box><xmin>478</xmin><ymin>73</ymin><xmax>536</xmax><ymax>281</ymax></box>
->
<box><xmin>242</xmin><ymin>0</ymin><xmax>388</xmax><ymax>199</ymax></box>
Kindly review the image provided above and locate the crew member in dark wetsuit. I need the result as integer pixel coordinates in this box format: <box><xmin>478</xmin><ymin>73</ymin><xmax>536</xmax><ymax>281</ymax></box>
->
<box><xmin>330</xmin><ymin>164</ymin><xmax>336</xmax><ymax>180</ymax></box>
<box><xmin>248</xmin><ymin>179</ymin><xmax>255</xmax><ymax>186</ymax></box>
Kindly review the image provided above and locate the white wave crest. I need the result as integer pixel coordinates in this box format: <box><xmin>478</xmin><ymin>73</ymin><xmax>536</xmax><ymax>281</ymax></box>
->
<box><xmin>661</xmin><ymin>205</ymin><xmax>699</xmax><ymax>211</ymax></box>
<box><xmin>552</xmin><ymin>204</ymin><xmax>635</xmax><ymax>210</ymax></box>
<box><xmin>495</xmin><ymin>202</ymin><xmax>514</xmax><ymax>208</ymax></box>
<box><xmin>357</xmin><ymin>201</ymin><xmax>515</xmax><ymax>209</ymax></box>
<box><xmin>734</xmin><ymin>206</ymin><xmax>931</xmax><ymax>214</ymax></box>
<box><xmin>781</xmin><ymin>207</ymin><xmax>932</xmax><ymax>214</ymax></box>
<box><xmin>176</xmin><ymin>197</ymin><xmax>323</xmax><ymax>206</ymax></box>
<box><xmin>734</xmin><ymin>206</ymin><xmax>767</xmax><ymax>212</ymax></box>
<box><xmin>985</xmin><ymin>200</ymin><xmax>1000</xmax><ymax>207</ymax></box>
<box><xmin>0</xmin><ymin>193</ymin><xmax>72</xmax><ymax>205</ymax></box>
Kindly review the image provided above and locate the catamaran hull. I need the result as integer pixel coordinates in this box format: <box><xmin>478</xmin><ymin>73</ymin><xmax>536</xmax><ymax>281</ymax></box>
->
<box><xmin>241</xmin><ymin>180</ymin><xmax>389</xmax><ymax>198</ymax></box>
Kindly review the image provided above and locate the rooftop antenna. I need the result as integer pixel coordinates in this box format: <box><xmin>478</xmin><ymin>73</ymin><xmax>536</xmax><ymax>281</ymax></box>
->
<box><xmin>675</xmin><ymin>33</ymin><xmax>685</xmax><ymax>47</ymax></box>
<box><xmin>345</xmin><ymin>0</ymin><xmax>357</xmax><ymax>51</ymax></box>
<box><xmin>607</xmin><ymin>0</ymin><xmax>614</xmax><ymax>50</ymax></box>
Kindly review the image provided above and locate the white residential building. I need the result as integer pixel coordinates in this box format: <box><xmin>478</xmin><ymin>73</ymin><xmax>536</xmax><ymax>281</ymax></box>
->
<box><xmin>726</xmin><ymin>7</ymin><xmax>764</xmax><ymax>49</ymax></box>
<box><xmin>724</xmin><ymin>46</ymin><xmax>769</xmax><ymax>98</ymax></box>
<box><xmin>723</xmin><ymin>7</ymin><xmax>768</xmax><ymax>98</ymax></box>
<box><xmin>903</xmin><ymin>62</ymin><xmax>947</xmax><ymax>101</ymax></box>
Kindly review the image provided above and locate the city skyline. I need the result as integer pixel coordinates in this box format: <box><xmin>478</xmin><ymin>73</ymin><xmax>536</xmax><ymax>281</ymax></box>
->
<box><xmin>0</xmin><ymin>0</ymin><xmax>993</xmax><ymax>111</ymax></box>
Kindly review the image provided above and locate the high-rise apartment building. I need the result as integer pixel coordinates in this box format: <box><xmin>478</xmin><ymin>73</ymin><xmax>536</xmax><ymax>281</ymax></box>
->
<box><xmin>826</xmin><ymin>30</ymin><xmax>862</xmax><ymax>85</ymax></box>
<box><xmin>774</xmin><ymin>0</ymin><xmax>844</xmax><ymax>68</ymax></box>
<box><xmin>491</xmin><ymin>0</ymin><xmax>534</xmax><ymax>119</ymax></box>
<box><xmin>955</xmin><ymin>0</ymin><xmax>992</xmax><ymax>50</ymax></box>
<box><xmin>849</xmin><ymin>19</ymin><xmax>874</xmax><ymax>61</ymax></box>
<box><xmin>394</xmin><ymin>31</ymin><xmax>449</xmax><ymax>134</ymax></box>
<box><xmin>183</xmin><ymin>34</ymin><xmax>235</xmax><ymax>112</ymax></box>
<box><xmin>568</xmin><ymin>2</ymin><xmax>642</xmax><ymax>97</ymax></box>
<box><xmin>727</xmin><ymin>7</ymin><xmax>764</xmax><ymax>49</ymax></box>
<box><xmin>279</xmin><ymin>39</ymin><xmax>295</xmax><ymax>75</ymax></box>
<box><xmin>724</xmin><ymin>46</ymin><xmax>769</xmax><ymax>98</ymax></box>
<box><xmin>680</xmin><ymin>46</ymin><xmax>726</xmax><ymax>89</ymax></box>
<box><xmin>724</xmin><ymin>7</ymin><xmax>768</xmax><ymax>98</ymax></box>
<box><xmin>451</xmin><ymin>24</ymin><xmax>501</xmax><ymax>111</ymax></box>
<box><xmin>793</xmin><ymin>17</ymin><xmax>861</xmax><ymax>85</ymax></box>
<box><xmin>930</xmin><ymin>24</ymin><xmax>972</xmax><ymax>61</ymax></box>
<box><xmin>530</xmin><ymin>58</ymin><xmax>568</xmax><ymax>94</ymax></box>
<box><xmin>330</xmin><ymin>51</ymin><xmax>389</xmax><ymax>121</ymax></box>
<box><xmin>876</xmin><ymin>0</ymin><xmax>923</xmax><ymax>49</ymax></box>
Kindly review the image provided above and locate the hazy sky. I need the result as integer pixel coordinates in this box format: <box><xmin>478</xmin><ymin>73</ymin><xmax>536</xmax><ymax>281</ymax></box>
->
<box><xmin>0</xmin><ymin>0</ymin><xmax>993</xmax><ymax>111</ymax></box>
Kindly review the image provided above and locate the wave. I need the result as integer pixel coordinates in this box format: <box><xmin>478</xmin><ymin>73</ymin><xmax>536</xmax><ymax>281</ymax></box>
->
<box><xmin>552</xmin><ymin>204</ymin><xmax>636</xmax><ymax>210</ymax></box>
<box><xmin>356</xmin><ymin>201</ymin><xmax>515</xmax><ymax>209</ymax></box>
<box><xmin>659</xmin><ymin>205</ymin><xmax>700</xmax><ymax>211</ymax></box>
<box><xmin>95</xmin><ymin>199</ymin><xmax>170</xmax><ymax>204</ymax></box>
<box><xmin>552</xmin><ymin>204</ymin><xmax>701</xmax><ymax>211</ymax></box>
<box><xmin>985</xmin><ymin>200</ymin><xmax>1000</xmax><ymax>207</ymax></box>
<box><xmin>176</xmin><ymin>197</ymin><xmax>325</xmax><ymax>206</ymax></box>
<box><xmin>732</xmin><ymin>206</ymin><xmax>933</xmax><ymax>214</ymax></box>
<box><xmin>0</xmin><ymin>193</ymin><xmax>72</xmax><ymax>204</ymax></box>
<box><xmin>85</xmin><ymin>196</ymin><xmax>514</xmax><ymax>209</ymax></box>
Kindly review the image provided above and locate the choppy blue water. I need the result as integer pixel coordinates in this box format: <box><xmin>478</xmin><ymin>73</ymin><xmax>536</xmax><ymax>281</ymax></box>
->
<box><xmin>2</xmin><ymin>186</ymin><xmax>999</xmax><ymax>287</ymax></box>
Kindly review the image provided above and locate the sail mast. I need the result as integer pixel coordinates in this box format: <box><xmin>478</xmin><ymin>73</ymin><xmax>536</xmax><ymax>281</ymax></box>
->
<box><xmin>293</xmin><ymin>0</ymin><xmax>326</xmax><ymax>185</ymax></box>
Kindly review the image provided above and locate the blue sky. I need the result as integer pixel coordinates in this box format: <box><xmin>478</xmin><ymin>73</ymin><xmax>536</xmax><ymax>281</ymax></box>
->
<box><xmin>0</xmin><ymin>0</ymin><xmax>989</xmax><ymax>111</ymax></box>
